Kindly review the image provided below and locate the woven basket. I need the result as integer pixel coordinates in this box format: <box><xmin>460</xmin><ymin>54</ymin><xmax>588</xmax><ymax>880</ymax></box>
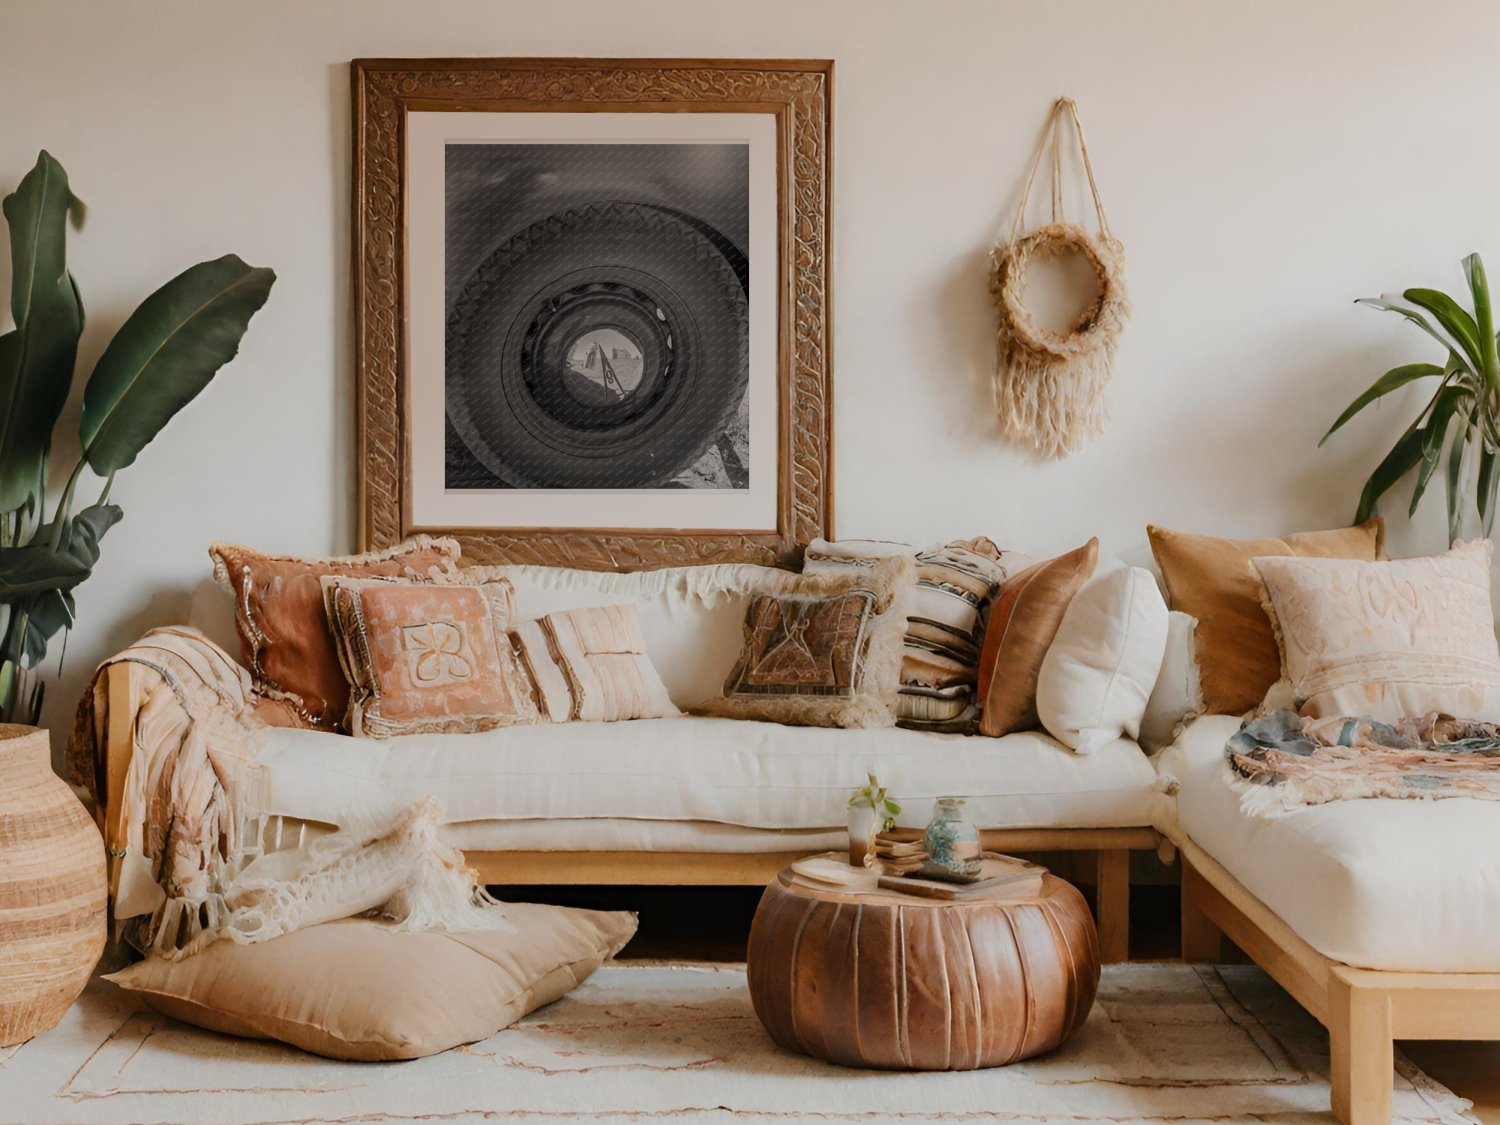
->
<box><xmin>0</xmin><ymin>724</ymin><xmax>106</xmax><ymax>1046</ymax></box>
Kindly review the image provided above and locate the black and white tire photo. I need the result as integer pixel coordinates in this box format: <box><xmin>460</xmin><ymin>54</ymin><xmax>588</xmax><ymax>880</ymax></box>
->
<box><xmin>444</xmin><ymin>144</ymin><xmax>750</xmax><ymax>490</ymax></box>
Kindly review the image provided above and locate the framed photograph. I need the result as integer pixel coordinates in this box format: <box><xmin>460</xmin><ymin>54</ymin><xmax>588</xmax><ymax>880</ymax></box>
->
<box><xmin>352</xmin><ymin>58</ymin><xmax>833</xmax><ymax>569</ymax></box>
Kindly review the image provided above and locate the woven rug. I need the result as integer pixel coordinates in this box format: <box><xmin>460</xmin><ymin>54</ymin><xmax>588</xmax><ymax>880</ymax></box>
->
<box><xmin>0</xmin><ymin>962</ymin><xmax>1475</xmax><ymax>1124</ymax></box>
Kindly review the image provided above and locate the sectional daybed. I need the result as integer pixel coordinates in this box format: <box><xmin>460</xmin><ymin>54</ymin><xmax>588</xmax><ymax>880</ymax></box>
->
<box><xmin>88</xmin><ymin>556</ymin><xmax>1162</xmax><ymax>965</ymax></box>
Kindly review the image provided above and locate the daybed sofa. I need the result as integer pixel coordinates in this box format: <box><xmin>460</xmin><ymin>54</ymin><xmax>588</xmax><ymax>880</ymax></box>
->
<box><xmin>1159</xmin><ymin>715</ymin><xmax>1500</xmax><ymax>1125</ymax></box>
<box><xmin>91</xmin><ymin>560</ymin><xmax>1162</xmax><ymax>964</ymax></box>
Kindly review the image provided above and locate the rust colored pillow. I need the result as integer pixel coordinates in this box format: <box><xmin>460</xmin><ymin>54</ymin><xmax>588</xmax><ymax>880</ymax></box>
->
<box><xmin>1147</xmin><ymin>518</ymin><xmax>1385</xmax><ymax>716</ymax></box>
<box><xmin>323</xmin><ymin>575</ymin><xmax>539</xmax><ymax>738</ymax></box>
<box><xmin>210</xmin><ymin>537</ymin><xmax>460</xmax><ymax>730</ymax></box>
<box><xmin>976</xmin><ymin>539</ymin><xmax>1099</xmax><ymax>738</ymax></box>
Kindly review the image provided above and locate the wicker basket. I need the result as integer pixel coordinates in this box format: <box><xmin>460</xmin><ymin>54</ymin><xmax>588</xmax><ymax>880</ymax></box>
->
<box><xmin>0</xmin><ymin>724</ymin><xmax>106</xmax><ymax>1046</ymax></box>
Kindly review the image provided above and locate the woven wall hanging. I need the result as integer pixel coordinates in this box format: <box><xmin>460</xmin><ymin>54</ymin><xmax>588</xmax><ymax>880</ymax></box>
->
<box><xmin>990</xmin><ymin>97</ymin><xmax>1129</xmax><ymax>460</ymax></box>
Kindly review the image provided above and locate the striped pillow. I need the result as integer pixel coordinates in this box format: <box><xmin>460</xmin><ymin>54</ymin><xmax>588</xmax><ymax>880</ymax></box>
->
<box><xmin>803</xmin><ymin>538</ymin><xmax>1025</xmax><ymax>731</ymax></box>
<box><xmin>511</xmin><ymin>603</ymin><xmax>679</xmax><ymax>723</ymax></box>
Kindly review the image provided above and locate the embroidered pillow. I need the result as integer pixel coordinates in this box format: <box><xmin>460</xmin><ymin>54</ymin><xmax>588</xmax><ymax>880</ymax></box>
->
<box><xmin>977</xmin><ymin>538</ymin><xmax>1099</xmax><ymax>738</ymax></box>
<box><xmin>323</xmin><ymin>574</ymin><xmax>538</xmax><ymax>738</ymax></box>
<box><xmin>1254</xmin><ymin>540</ymin><xmax>1500</xmax><ymax>723</ymax></box>
<box><xmin>210</xmin><ymin>537</ymin><xmax>461</xmax><ymax>730</ymax></box>
<box><xmin>1147</xmin><ymin>519</ymin><xmax>1385</xmax><ymax>716</ymax></box>
<box><xmin>701</xmin><ymin>555</ymin><xmax>915</xmax><ymax>729</ymax></box>
<box><xmin>510</xmin><ymin>603</ymin><xmax>679</xmax><ymax>723</ymax></box>
<box><xmin>804</xmin><ymin>538</ymin><xmax>1025</xmax><ymax>731</ymax></box>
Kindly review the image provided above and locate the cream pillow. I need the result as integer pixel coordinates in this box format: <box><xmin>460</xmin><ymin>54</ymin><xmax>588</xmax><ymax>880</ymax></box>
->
<box><xmin>510</xmin><ymin>603</ymin><xmax>679</xmax><ymax>723</ymax></box>
<box><xmin>1254</xmin><ymin>540</ymin><xmax>1500</xmax><ymax>722</ymax></box>
<box><xmin>105</xmin><ymin>904</ymin><xmax>637</xmax><ymax>1061</ymax></box>
<box><xmin>1036</xmin><ymin>564</ymin><xmax>1169</xmax><ymax>754</ymax></box>
<box><xmin>1137</xmin><ymin>611</ymin><xmax>1202</xmax><ymax>752</ymax></box>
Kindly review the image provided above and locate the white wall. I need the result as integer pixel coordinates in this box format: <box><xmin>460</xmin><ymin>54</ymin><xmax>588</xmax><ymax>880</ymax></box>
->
<box><xmin>2</xmin><ymin>0</ymin><xmax>1496</xmax><ymax>745</ymax></box>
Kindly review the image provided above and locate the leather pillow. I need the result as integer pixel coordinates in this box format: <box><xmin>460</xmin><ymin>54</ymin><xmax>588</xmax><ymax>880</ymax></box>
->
<box><xmin>1147</xmin><ymin>519</ymin><xmax>1385</xmax><ymax>716</ymax></box>
<box><xmin>104</xmin><ymin>904</ymin><xmax>637</xmax><ymax>1061</ymax></box>
<box><xmin>323</xmin><ymin>575</ymin><xmax>540</xmax><ymax>738</ymax></box>
<box><xmin>210</xmin><ymin>537</ymin><xmax>460</xmax><ymax>730</ymax></box>
<box><xmin>977</xmin><ymin>539</ymin><xmax>1098</xmax><ymax>738</ymax></box>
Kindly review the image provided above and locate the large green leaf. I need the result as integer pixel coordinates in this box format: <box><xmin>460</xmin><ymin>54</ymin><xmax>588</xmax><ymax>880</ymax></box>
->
<box><xmin>1410</xmin><ymin>387</ymin><xmax>1469</xmax><ymax>517</ymax></box>
<box><xmin>1320</xmin><ymin>362</ymin><xmax>1443</xmax><ymax>446</ymax></box>
<box><xmin>1357</xmin><ymin>295</ymin><xmax>1474</xmax><ymax>368</ymax></box>
<box><xmin>1355</xmin><ymin>420</ymin><xmax>1426</xmax><ymax>524</ymax></box>
<box><xmin>1462</xmin><ymin>253</ymin><xmax>1499</xmax><ymax>390</ymax></box>
<box><xmin>1446</xmin><ymin>410</ymin><xmax>1471</xmax><ymax>544</ymax></box>
<box><xmin>0</xmin><ymin>542</ymin><xmax>90</xmax><ymax>598</ymax></box>
<box><xmin>0</xmin><ymin>151</ymin><xmax>83</xmax><ymax>512</ymax></box>
<box><xmin>1481</xmin><ymin>447</ymin><xmax>1500</xmax><ymax>536</ymax></box>
<box><xmin>1404</xmin><ymin>287</ymin><xmax>1483</xmax><ymax>373</ymax></box>
<box><xmin>79</xmin><ymin>254</ymin><xmax>274</xmax><ymax>474</ymax></box>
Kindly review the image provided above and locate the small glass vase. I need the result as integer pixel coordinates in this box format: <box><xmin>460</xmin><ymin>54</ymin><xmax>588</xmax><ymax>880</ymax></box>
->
<box><xmin>921</xmin><ymin>797</ymin><xmax>983</xmax><ymax>882</ymax></box>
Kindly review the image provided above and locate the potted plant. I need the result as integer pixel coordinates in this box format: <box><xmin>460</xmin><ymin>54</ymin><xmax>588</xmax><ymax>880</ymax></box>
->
<box><xmin>846</xmin><ymin>772</ymin><xmax>901</xmax><ymax>865</ymax></box>
<box><xmin>1323</xmin><ymin>252</ymin><xmax>1500</xmax><ymax>543</ymax></box>
<box><xmin>0</xmin><ymin>151</ymin><xmax>274</xmax><ymax>724</ymax></box>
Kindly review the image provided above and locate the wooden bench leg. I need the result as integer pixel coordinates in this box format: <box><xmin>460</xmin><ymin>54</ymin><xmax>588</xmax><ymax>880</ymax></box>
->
<box><xmin>1329</xmin><ymin>968</ymin><xmax>1393</xmax><ymax>1125</ymax></box>
<box><xmin>1094</xmin><ymin>848</ymin><xmax>1129</xmax><ymax>964</ymax></box>
<box><xmin>1179</xmin><ymin>858</ymin><xmax>1224</xmax><ymax>963</ymax></box>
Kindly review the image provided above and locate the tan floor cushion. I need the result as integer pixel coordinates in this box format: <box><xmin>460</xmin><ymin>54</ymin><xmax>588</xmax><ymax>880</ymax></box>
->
<box><xmin>105</xmin><ymin>902</ymin><xmax>636</xmax><ymax>1060</ymax></box>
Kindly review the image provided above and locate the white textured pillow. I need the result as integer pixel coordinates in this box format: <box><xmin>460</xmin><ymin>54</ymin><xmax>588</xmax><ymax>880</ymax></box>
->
<box><xmin>1036</xmin><ymin>565</ymin><xmax>1169</xmax><ymax>754</ymax></box>
<box><xmin>1138</xmin><ymin>611</ymin><xmax>1202</xmax><ymax>752</ymax></box>
<box><xmin>1254</xmin><ymin>540</ymin><xmax>1500</xmax><ymax>722</ymax></box>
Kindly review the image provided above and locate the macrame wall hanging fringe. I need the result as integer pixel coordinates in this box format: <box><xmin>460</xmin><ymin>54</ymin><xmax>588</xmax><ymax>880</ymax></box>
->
<box><xmin>990</xmin><ymin>97</ymin><xmax>1129</xmax><ymax>460</ymax></box>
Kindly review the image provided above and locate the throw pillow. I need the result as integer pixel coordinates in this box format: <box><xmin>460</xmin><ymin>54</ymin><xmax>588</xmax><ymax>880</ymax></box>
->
<box><xmin>322</xmin><ymin>574</ymin><xmax>539</xmax><ymax>738</ymax></box>
<box><xmin>1147</xmin><ymin>518</ymin><xmax>1385</xmax><ymax>716</ymax></box>
<box><xmin>976</xmin><ymin>538</ymin><xmax>1099</xmax><ymax>738</ymax></box>
<box><xmin>803</xmin><ymin>537</ymin><xmax>1025</xmax><ymax>731</ymax></box>
<box><xmin>1035</xmin><ymin>564</ymin><xmax>1169</xmax><ymax>754</ymax></box>
<box><xmin>510</xmin><ymin>603</ymin><xmax>679</xmax><ymax>723</ymax></box>
<box><xmin>700</xmin><ymin>554</ymin><xmax>916</xmax><ymax>729</ymax></box>
<box><xmin>105</xmin><ymin>903</ymin><xmax>637</xmax><ymax>1061</ymax></box>
<box><xmin>210</xmin><ymin>537</ymin><xmax>461</xmax><ymax>730</ymax></box>
<box><xmin>1137</xmin><ymin>611</ymin><xmax>1203</xmax><ymax>752</ymax></box>
<box><xmin>1254</xmin><ymin>540</ymin><xmax>1500</xmax><ymax>722</ymax></box>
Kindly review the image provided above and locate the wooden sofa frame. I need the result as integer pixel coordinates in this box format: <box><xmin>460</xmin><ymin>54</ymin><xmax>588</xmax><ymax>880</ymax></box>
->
<box><xmin>1179</xmin><ymin>835</ymin><xmax>1500</xmax><ymax>1125</ymax></box>
<box><xmin>99</xmin><ymin>661</ymin><xmax>1156</xmax><ymax>963</ymax></box>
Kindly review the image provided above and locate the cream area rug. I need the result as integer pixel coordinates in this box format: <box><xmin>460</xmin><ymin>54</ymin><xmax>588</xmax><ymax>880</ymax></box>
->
<box><xmin>0</xmin><ymin>963</ymin><xmax>1474</xmax><ymax>1124</ymax></box>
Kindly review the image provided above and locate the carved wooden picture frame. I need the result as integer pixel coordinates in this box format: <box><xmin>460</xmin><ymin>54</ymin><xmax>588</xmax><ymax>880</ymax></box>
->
<box><xmin>352</xmin><ymin>58</ymin><xmax>833</xmax><ymax>569</ymax></box>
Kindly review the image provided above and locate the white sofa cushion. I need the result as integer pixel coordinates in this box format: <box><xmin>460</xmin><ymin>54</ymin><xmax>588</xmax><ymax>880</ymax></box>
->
<box><xmin>1158</xmin><ymin>714</ymin><xmax>1500</xmax><ymax>972</ymax></box>
<box><xmin>1035</xmin><ymin>564</ymin><xmax>1168</xmax><ymax>754</ymax></box>
<box><xmin>249</xmin><ymin>716</ymin><xmax>1158</xmax><ymax>834</ymax></box>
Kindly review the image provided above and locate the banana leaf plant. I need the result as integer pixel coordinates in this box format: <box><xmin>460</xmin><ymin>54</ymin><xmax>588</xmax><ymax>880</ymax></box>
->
<box><xmin>1323</xmin><ymin>253</ymin><xmax>1500</xmax><ymax>545</ymax></box>
<box><xmin>0</xmin><ymin>151</ymin><xmax>274</xmax><ymax>725</ymax></box>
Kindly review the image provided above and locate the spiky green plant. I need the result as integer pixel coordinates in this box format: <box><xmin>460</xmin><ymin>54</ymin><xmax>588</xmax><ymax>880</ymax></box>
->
<box><xmin>1323</xmin><ymin>253</ymin><xmax>1500</xmax><ymax>544</ymax></box>
<box><xmin>0</xmin><ymin>151</ymin><xmax>274</xmax><ymax>724</ymax></box>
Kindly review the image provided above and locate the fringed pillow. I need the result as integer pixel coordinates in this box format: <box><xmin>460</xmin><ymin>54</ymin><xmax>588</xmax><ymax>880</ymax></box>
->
<box><xmin>322</xmin><ymin>574</ymin><xmax>539</xmax><ymax>738</ymax></box>
<box><xmin>210</xmin><ymin>537</ymin><xmax>461</xmax><ymax>730</ymax></box>
<box><xmin>699</xmin><ymin>555</ymin><xmax>915</xmax><ymax>729</ymax></box>
<box><xmin>804</xmin><ymin>538</ymin><xmax>1024</xmax><ymax>731</ymax></box>
<box><xmin>510</xmin><ymin>603</ymin><xmax>679</xmax><ymax>723</ymax></box>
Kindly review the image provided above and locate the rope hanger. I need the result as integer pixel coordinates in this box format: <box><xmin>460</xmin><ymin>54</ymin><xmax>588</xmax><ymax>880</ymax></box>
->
<box><xmin>989</xmin><ymin>97</ymin><xmax>1129</xmax><ymax>461</ymax></box>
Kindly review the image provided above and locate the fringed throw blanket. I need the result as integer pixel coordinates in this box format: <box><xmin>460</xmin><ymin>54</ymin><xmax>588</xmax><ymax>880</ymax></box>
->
<box><xmin>70</xmin><ymin>627</ymin><xmax>509</xmax><ymax>959</ymax></box>
<box><xmin>1227</xmin><ymin>708</ymin><xmax>1500</xmax><ymax>816</ymax></box>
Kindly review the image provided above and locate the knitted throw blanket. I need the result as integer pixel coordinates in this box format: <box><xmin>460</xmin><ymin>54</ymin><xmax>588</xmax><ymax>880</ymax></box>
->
<box><xmin>70</xmin><ymin>627</ymin><xmax>509</xmax><ymax>959</ymax></box>
<box><xmin>1226</xmin><ymin>708</ymin><xmax>1500</xmax><ymax>816</ymax></box>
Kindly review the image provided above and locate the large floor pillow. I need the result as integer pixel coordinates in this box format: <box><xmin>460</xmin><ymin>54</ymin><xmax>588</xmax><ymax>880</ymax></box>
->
<box><xmin>105</xmin><ymin>903</ymin><xmax>636</xmax><ymax>1060</ymax></box>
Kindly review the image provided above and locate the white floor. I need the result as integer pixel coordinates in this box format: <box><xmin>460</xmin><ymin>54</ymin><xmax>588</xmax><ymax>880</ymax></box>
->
<box><xmin>0</xmin><ymin>963</ymin><xmax>1475</xmax><ymax>1124</ymax></box>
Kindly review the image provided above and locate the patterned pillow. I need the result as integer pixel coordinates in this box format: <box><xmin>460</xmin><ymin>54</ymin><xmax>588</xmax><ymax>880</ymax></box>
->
<box><xmin>701</xmin><ymin>555</ymin><xmax>915</xmax><ymax>729</ymax></box>
<box><xmin>322</xmin><ymin>574</ymin><xmax>539</xmax><ymax>738</ymax></box>
<box><xmin>210</xmin><ymin>537</ymin><xmax>461</xmax><ymax>730</ymax></box>
<box><xmin>510</xmin><ymin>603</ymin><xmax>679</xmax><ymax>723</ymax></box>
<box><xmin>803</xmin><ymin>538</ymin><xmax>1022</xmax><ymax>731</ymax></box>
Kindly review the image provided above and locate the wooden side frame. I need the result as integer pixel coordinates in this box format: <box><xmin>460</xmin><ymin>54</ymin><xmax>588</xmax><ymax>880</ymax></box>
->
<box><xmin>351</xmin><ymin>57</ymin><xmax>834</xmax><ymax>569</ymax></box>
<box><xmin>97</xmin><ymin>662</ymin><xmax>1151</xmax><ymax>963</ymax></box>
<box><xmin>1178</xmin><ymin>835</ymin><xmax>1500</xmax><ymax>1125</ymax></box>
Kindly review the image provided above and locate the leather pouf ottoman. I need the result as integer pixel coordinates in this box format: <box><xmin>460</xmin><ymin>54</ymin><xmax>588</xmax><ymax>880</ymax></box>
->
<box><xmin>747</xmin><ymin>866</ymin><xmax>1099</xmax><ymax>1070</ymax></box>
